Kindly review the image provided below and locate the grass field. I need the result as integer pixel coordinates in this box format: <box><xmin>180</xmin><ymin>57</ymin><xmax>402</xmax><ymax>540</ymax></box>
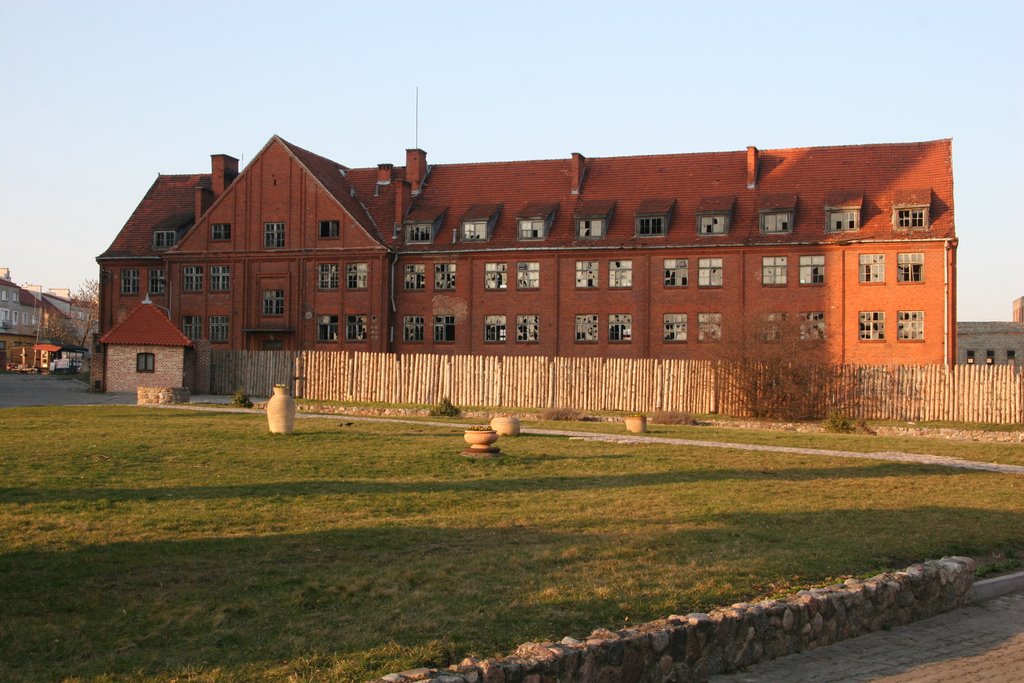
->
<box><xmin>1</xmin><ymin>406</ymin><xmax>1022</xmax><ymax>682</ymax></box>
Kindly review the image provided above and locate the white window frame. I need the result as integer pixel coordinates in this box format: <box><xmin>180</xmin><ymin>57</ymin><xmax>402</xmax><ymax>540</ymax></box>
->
<box><xmin>697</xmin><ymin>313</ymin><xmax>722</xmax><ymax>342</ymax></box>
<box><xmin>761</xmin><ymin>256</ymin><xmax>788</xmax><ymax>286</ymax></box>
<box><xmin>404</xmin><ymin>264</ymin><xmax>426</xmax><ymax>290</ymax></box>
<box><xmin>183</xmin><ymin>266</ymin><xmax>203</xmax><ymax>292</ymax></box>
<box><xmin>346</xmin><ymin>263</ymin><xmax>368</xmax><ymax>289</ymax></box>
<box><xmin>859</xmin><ymin>311</ymin><xmax>885</xmax><ymax>340</ymax></box>
<box><xmin>264</xmin><ymin>222</ymin><xmax>285</xmax><ymax>248</ymax></box>
<box><xmin>897</xmin><ymin>253</ymin><xmax>924</xmax><ymax>283</ymax></box>
<box><xmin>209</xmin><ymin>315</ymin><xmax>229</xmax><ymax>343</ymax></box>
<box><xmin>636</xmin><ymin>215</ymin><xmax>666</xmax><ymax>236</ymax></box>
<box><xmin>317</xmin><ymin>263</ymin><xmax>339</xmax><ymax>291</ymax></box>
<box><xmin>345</xmin><ymin>314</ymin><xmax>368</xmax><ymax>341</ymax></box>
<box><xmin>434</xmin><ymin>263</ymin><xmax>456</xmax><ymax>290</ymax></box>
<box><xmin>663</xmin><ymin>313</ymin><xmax>687</xmax><ymax>342</ymax></box>
<box><xmin>516</xmin><ymin>314</ymin><xmax>540</xmax><ymax>342</ymax></box>
<box><xmin>317</xmin><ymin>314</ymin><xmax>339</xmax><ymax>342</ymax></box>
<box><xmin>608</xmin><ymin>313</ymin><xmax>632</xmax><ymax>342</ymax></box>
<box><xmin>663</xmin><ymin>259</ymin><xmax>688</xmax><ymax>287</ymax></box>
<box><xmin>697</xmin><ymin>258</ymin><xmax>723</xmax><ymax>287</ymax></box>
<box><xmin>518</xmin><ymin>219</ymin><xmax>546</xmax><ymax>240</ymax></box>
<box><xmin>404</xmin><ymin>315</ymin><xmax>425</xmax><ymax>342</ymax></box>
<box><xmin>407</xmin><ymin>223</ymin><xmax>434</xmax><ymax>243</ymax></box>
<box><xmin>575</xmin><ymin>261</ymin><xmax>599</xmax><ymax>288</ymax></box>
<box><xmin>826</xmin><ymin>209</ymin><xmax>860</xmax><ymax>232</ymax></box>
<box><xmin>462</xmin><ymin>220</ymin><xmax>489</xmax><ymax>241</ymax></box>
<box><xmin>698</xmin><ymin>214</ymin><xmax>729</xmax><ymax>235</ymax></box>
<box><xmin>484</xmin><ymin>314</ymin><xmax>507</xmax><ymax>342</ymax></box>
<box><xmin>210</xmin><ymin>265</ymin><xmax>231</xmax><ymax>292</ymax></box>
<box><xmin>897</xmin><ymin>311</ymin><xmax>925</xmax><ymax>340</ymax></box>
<box><xmin>799</xmin><ymin>255</ymin><xmax>825</xmax><ymax>285</ymax></box>
<box><xmin>608</xmin><ymin>260</ymin><xmax>633</xmax><ymax>288</ymax></box>
<box><xmin>800</xmin><ymin>312</ymin><xmax>826</xmax><ymax>340</ymax></box>
<box><xmin>760</xmin><ymin>211</ymin><xmax>792</xmax><ymax>233</ymax></box>
<box><xmin>859</xmin><ymin>254</ymin><xmax>885</xmax><ymax>283</ymax></box>
<box><xmin>574</xmin><ymin>314</ymin><xmax>599</xmax><ymax>342</ymax></box>
<box><xmin>516</xmin><ymin>262</ymin><xmax>540</xmax><ymax>289</ymax></box>
<box><xmin>484</xmin><ymin>263</ymin><xmax>508</xmax><ymax>290</ymax></box>
<box><xmin>577</xmin><ymin>218</ymin><xmax>605</xmax><ymax>238</ymax></box>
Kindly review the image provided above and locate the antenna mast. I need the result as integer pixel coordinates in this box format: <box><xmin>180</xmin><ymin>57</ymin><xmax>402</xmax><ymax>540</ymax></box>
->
<box><xmin>415</xmin><ymin>86</ymin><xmax>419</xmax><ymax>149</ymax></box>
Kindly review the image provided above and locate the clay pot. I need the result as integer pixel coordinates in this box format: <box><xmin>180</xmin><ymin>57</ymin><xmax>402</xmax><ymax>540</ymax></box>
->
<box><xmin>463</xmin><ymin>428</ymin><xmax>500</xmax><ymax>456</ymax></box>
<box><xmin>490</xmin><ymin>415</ymin><xmax>521</xmax><ymax>436</ymax></box>
<box><xmin>267</xmin><ymin>385</ymin><xmax>296</xmax><ymax>434</ymax></box>
<box><xmin>624</xmin><ymin>415</ymin><xmax>647</xmax><ymax>434</ymax></box>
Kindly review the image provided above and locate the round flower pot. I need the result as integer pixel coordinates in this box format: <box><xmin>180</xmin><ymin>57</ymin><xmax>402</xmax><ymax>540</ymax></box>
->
<box><xmin>624</xmin><ymin>415</ymin><xmax>647</xmax><ymax>434</ymax></box>
<box><xmin>490</xmin><ymin>415</ymin><xmax>521</xmax><ymax>436</ymax></box>
<box><xmin>462</xmin><ymin>429</ymin><xmax>500</xmax><ymax>457</ymax></box>
<box><xmin>267</xmin><ymin>385</ymin><xmax>296</xmax><ymax>434</ymax></box>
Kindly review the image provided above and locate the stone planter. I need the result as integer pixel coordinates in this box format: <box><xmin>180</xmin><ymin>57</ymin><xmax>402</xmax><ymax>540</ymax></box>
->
<box><xmin>267</xmin><ymin>385</ymin><xmax>296</xmax><ymax>434</ymax></box>
<box><xmin>624</xmin><ymin>415</ymin><xmax>647</xmax><ymax>433</ymax></box>
<box><xmin>462</xmin><ymin>428</ymin><xmax>500</xmax><ymax>457</ymax></box>
<box><xmin>490</xmin><ymin>415</ymin><xmax>521</xmax><ymax>436</ymax></box>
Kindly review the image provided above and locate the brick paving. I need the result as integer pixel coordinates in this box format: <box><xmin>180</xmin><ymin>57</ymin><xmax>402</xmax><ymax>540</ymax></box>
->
<box><xmin>712</xmin><ymin>591</ymin><xmax>1024</xmax><ymax>682</ymax></box>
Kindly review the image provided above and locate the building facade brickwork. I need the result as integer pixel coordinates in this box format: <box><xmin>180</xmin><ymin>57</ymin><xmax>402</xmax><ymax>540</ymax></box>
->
<box><xmin>104</xmin><ymin>344</ymin><xmax>185</xmax><ymax>393</ymax></box>
<box><xmin>957</xmin><ymin>322</ymin><xmax>1024</xmax><ymax>365</ymax></box>
<box><xmin>98</xmin><ymin>136</ymin><xmax>958</xmax><ymax>365</ymax></box>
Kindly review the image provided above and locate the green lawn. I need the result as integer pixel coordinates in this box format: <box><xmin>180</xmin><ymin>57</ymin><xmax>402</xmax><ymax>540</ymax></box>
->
<box><xmin>1</xmin><ymin>406</ymin><xmax>1022</xmax><ymax>682</ymax></box>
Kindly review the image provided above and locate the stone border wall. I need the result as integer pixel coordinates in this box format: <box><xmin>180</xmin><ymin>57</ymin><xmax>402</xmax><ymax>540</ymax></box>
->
<box><xmin>373</xmin><ymin>556</ymin><xmax>975</xmax><ymax>683</ymax></box>
<box><xmin>137</xmin><ymin>386</ymin><xmax>190</xmax><ymax>405</ymax></box>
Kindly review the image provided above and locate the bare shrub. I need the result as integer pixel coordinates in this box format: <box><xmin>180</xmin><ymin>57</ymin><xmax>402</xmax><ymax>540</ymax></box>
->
<box><xmin>541</xmin><ymin>407</ymin><xmax>583</xmax><ymax>421</ymax></box>
<box><xmin>650</xmin><ymin>411</ymin><xmax>699</xmax><ymax>425</ymax></box>
<box><xmin>713</xmin><ymin>312</ymin><xmax>860</xmax><ymax>421</ymax></box>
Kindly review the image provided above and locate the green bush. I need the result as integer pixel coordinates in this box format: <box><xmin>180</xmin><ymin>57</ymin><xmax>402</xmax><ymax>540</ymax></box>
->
<box><xmin>428</xmin><ymin>397</ymin><xmax>461</xmax><ymax>417</ymax></box>
<box><xmin>822</xmin><ymin>411</ymin><xmax>854</xmax><ymax>433</ymax></box>
<box><xmin>231</xmin><ymin>389</ymin><xmax>253</xmax><ymax>409</ymax></box>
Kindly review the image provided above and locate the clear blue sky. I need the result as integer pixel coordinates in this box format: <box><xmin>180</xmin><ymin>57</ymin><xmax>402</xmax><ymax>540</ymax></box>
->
<box><xmin>1</xmin><ymin>1</ymin><xmax>1020</xmax><ymax>320</ymax></box>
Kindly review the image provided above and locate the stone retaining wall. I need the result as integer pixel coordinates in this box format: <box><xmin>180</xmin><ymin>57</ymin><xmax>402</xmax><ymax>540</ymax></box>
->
<box><xmin>373</xmin><ymin>556</ymin><xmax>975</xmax><ymax>683</ymax></box>
<box><xmin>137</xmin><ymin>386</ymin><xmax>190</xmax><ymax>405</ymax></box>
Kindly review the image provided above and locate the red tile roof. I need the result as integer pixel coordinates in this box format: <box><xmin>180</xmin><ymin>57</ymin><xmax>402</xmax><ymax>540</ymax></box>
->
<box><xmin>102</xmin><ymin>138</ymin><xmax>955</xmax><ymax>262</ymax></box>
<box><xmin>347</xmin><ymin>139</ymin><xmax>955</xmax><ymax>252</ymax></box>
<box><xmin>100</xmin><ymin>174</ymin><xmax>210</xmax><ymax>259</ymax></box>
<box><xmin>99</xmin><ymin>302</ymin><xmax>192</xmax><ymax>347</ymax></box>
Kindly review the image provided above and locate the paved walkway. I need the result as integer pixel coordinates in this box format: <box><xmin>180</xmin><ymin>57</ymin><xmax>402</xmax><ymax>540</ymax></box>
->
<box><xmin>712</xmin><ymin>589</ymin><xmax>1024</xmax><ymax>682</ymax></box>
<box><xmin>0</xmin><ymin>372</ymin><xmax>135</xmax><ymax>407</ymax></box>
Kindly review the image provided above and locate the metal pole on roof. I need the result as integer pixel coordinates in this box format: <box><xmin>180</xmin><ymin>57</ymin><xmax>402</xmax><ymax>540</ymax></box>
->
<box><xmin>415</xmin><ymin>86</ymin><xmax>419</xmax><ymax>150</ymax></box>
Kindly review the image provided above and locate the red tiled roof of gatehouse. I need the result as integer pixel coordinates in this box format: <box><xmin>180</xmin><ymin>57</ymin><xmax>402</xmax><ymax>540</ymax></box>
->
<box><xmin>99</xmin><ymin>302</ymin><xmax>192</xmax><ymax>347</ymax></box>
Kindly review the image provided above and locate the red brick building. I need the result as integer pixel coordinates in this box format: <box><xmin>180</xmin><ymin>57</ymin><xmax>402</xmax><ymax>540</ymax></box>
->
<box><xmin>98</xmin><ymin>136</ymin><xmax>957</xmax><ymax>365</ymax></box>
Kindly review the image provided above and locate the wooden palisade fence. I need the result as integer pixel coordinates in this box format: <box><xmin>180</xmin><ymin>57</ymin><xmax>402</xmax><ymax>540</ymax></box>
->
<box><xmin>210</xmin><ymin>350</ymin><xmax>1024</xmax><ymax>425</ymax></box>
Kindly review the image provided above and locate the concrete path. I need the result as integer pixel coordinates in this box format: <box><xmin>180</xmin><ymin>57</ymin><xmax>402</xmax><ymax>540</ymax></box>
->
<box><xmin>712</xmin><ymin>588</ymin><xmax>1024</xmax><ymax>682</ymax></box>
<box><xmin>0</xmin><ymin>372</ymin><xmax>135</xmax><ymax>407</ymax></box>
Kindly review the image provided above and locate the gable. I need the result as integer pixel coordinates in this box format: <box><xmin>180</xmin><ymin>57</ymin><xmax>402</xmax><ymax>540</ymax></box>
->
<box><xmin>173</xmin><ymin>137</ymin><xmax>387</xmax><ymax>255</ymax></box>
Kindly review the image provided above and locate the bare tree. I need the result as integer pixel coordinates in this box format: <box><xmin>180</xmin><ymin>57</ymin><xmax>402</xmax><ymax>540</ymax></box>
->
<box><xmin>70</xmin><ymin>278</ymin><xmax>99</xmax><ymax>348</ymax></box>
<box><xmin>712</xmin><ymin>311</ymin><xmax>849</xmax><ymax>420</ymax></box>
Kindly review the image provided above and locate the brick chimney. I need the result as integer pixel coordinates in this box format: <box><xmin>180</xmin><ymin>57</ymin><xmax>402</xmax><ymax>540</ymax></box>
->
<box><xmin>377</xmin><ymin>163</ymin><xmax>394</xmax><ymax>185</ymax></box>
<box><xmin>571</xmin><ymin>152</ymin><xmax>586</xmax><ymax>195</ymax></box>
<box><xmin>211</xmin><ymin>154</ymin><xmax>239</xmax><ymax>197</ymax></box>
<box><xmin>195</xmin><ymin>186</ymin><xmax>214</xmax><ymax>223</ymax></box>
<box><xmin>406</xmin><ymin>149</ymin><xmax>427</xmax><ymax>195</ymax></box>
<box><xmin>746</xmin><ymin>146</ymin><xmax>759</xmax><ymax>189</ymax></box>
<box><xmin>394</xmin><ymin>179</ymin><xmax>412</xmax><ymax>227</ymax></box>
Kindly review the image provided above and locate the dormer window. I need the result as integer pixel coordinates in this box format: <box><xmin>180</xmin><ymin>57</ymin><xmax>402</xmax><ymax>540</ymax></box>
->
<box><xmin>516</xmin><ymin>202</ymin><xmax>557</xmax><ymax>240</ymax></box>
<box><xmin>460</xmin><ymin>203</ymin><xmax>502</xmax><ymax>242</ymax></box>
<box><xmin>696</xmin><ymin>197</ymin><xmax>734</xmax><ymax>236</ymax></box>
<box><xmin>824</xmin><ymin>191</ymin><xmax>862</xmax><ymax>233</ymax></box>
<box><xmin>892</xmin><ymin>188</ymin><xmax>932</xmax><ymax>230</ymax></box>
<box><xmin>403</xmin><ymin>204</ymin><xmax>447</xmax><ymax>245</ymax></box>
<box><xmin>152</xmin><ymin>230</ymin><xmax>176</xmax><ymax>249</ymax></box>
<box><xmin>575</xmin><ymin>200</ymin><xmax>615</xmax><ymax>239</ymax></box>
<box><xmin>635</xmin><ymin>199</ymin><xmax>674</xmax><ymax>237</ymax></box>
<box><xmin>407</xmin><ymin>224</ymin><xmax>434</xmax><ymax>243</ymax></box>
<box><xmin>759</xmin><ymin>195</ymin><xmax>798</xmax><ymax>234</ymax></box>
<box><xmin>462</xmin><ymin>221</ymin><xmax>489</xmax><ymax>241</ymax></box>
